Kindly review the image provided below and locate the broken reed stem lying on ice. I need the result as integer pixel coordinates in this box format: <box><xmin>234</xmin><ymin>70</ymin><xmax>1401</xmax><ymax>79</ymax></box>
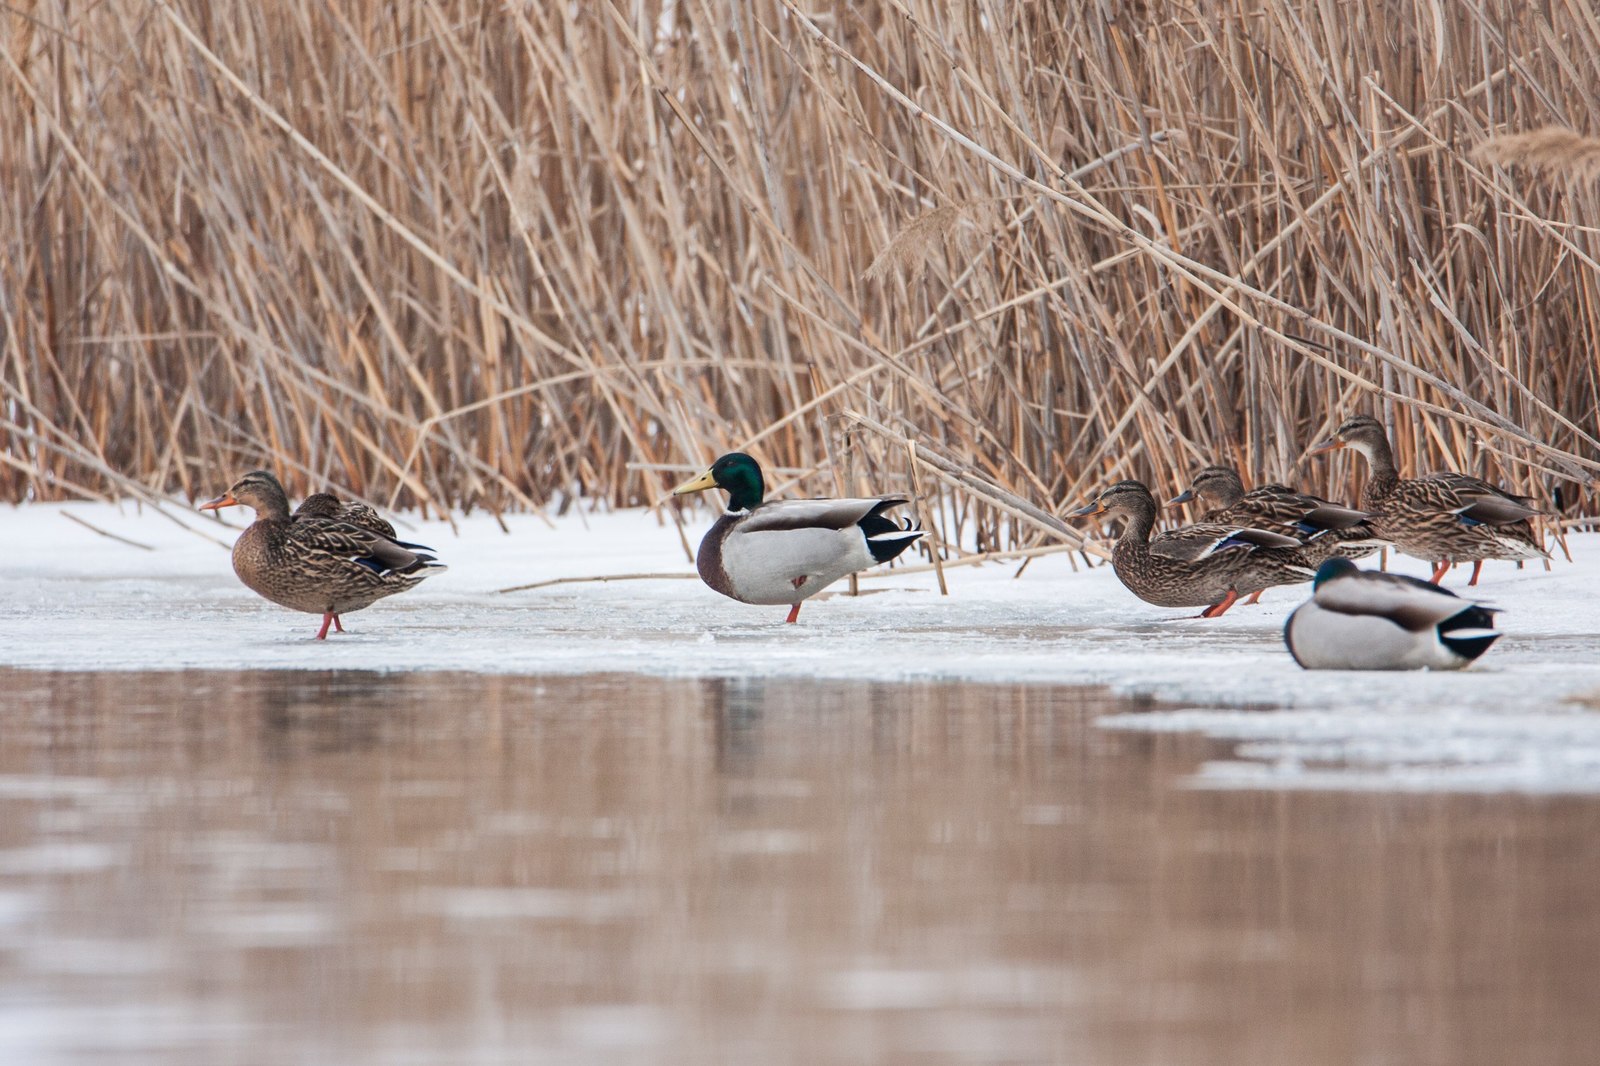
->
<box><xmin>492</xmin><ymin>544</ymin><xmax>1083</xmax><ymax>597</ymax></box>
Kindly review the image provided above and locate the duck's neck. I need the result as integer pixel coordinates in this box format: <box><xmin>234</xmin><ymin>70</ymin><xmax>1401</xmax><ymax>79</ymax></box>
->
<box><xmin>1354</xmin><ymin>435</ymin><xmax>1400</xmax><ymax>504</ymax></box>
<box><xmin>1111</xmin><ymin>499</ymin><xmax>1157</xmax><ymax>560</ymax></box>
<box><xmin>254</xmin><ymin>487</ymin><xmax>293</xmax><ymax>523</ymax></box>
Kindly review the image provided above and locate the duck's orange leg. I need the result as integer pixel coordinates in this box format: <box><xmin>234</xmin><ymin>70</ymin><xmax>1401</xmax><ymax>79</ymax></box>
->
<box><xmin>1199</xmin><ymin>589</ymin><xmax>1241</xmax><ymax>618</ymax></box>
<box><xmin>785</xmin><ymin>603</ymin><xmax>802</xmax><ymax>624</ymax></box>
<box><xmin>315</xmin><ymin>612</ymin><xmax>337</xmax><ymax>640</ymax></box>
<box><xmin>1468</xmin><ymin>561</ymin><xmax>1484</xmax><ymax>586</ymax></box>
<box><xmin>1429</xmin><ymin>560</ymin><xmax>1451</xmax><ymax>584</ymax></box>
<box><xmin>1243</xmin><ymin>590</ymin><xmax>1263</xmax><ymax>606</ymax></box>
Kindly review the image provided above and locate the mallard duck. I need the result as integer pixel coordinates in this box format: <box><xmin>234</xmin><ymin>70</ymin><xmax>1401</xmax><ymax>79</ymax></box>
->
<box><xmin>1284</xmin><ymin>558</ymin><xmax>1502</xmax><ymax>670</ymax></box>
<box><xmin>1169</xmin><ymin>464</ymin><xmax>1382</xmax><ymax>564</ymax></box>
<box><xmin>1310</xmin><ymin>415</ymin><xmax>1545</xmax><ymax>585</ymax></box>
<box><xmin>1070</xmin><ymin>480</ymin><xmax>1315</xmax><ymax>617</ymax></box>
<box><xmin>670</xmin><ymin>452</ymin><xmax>925</xmax><ymax>623</ymax></box>
<box><xmin>199</xmin><ymin>471</ymin><xmax>446</xmax><ymax>639</ymax></box>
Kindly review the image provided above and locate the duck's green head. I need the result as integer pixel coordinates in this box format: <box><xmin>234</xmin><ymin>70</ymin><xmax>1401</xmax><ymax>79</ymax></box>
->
<box><xmin>671</xmin><ymin>452</ymin><xmax>765</xmax><ymax>512</ymax></box>
<box><xmin>1312</xmin><ymin>557</ymin><xmax>1360</xmax><ymax>588</ymax></box>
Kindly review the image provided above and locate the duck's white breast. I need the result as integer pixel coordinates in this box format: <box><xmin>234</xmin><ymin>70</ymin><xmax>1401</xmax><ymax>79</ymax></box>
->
<box><xmin>719</xmin><ymin>525</ymin><xmax>876</xmax><ymax>604</ymax></box>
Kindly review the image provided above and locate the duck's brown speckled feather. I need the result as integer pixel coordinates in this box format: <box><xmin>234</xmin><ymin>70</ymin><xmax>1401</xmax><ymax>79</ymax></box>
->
<box><xmin>295</xmin><ymin>492</ymin><xmax>404</xmax><ymax>541</ymax></box>
<box><xmin>1176</xmin><ymin>465</ymin><xmax>1381</xmax><ymax>564</ymax></box>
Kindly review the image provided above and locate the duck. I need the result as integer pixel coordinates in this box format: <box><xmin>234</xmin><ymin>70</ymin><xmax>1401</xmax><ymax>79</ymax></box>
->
<box><xmin>1310</xmin><ymin>415</ymin><xmax>1545</xmax><ymax>585</ymax></box>
<box><xmin>670</xmin><ymin>452</ymin><xmax>925</xmax><ymax>623</ymax></box>
<box><xmin>1169</xmin><ymin>464</ymin><xmax>1382</xmax><ymax>565</ymax></box>
<box><xmin>1070</xmin><ymin>480</ymin><xmax>1316</xmax><ymax>617</ymax></box>
<box><xmin>199</xmin><ymin>471</ymin><xmax>446</xmax><ymax>639</ymax></box>
<box><xmin>1284</xmin><ymin>557</ymin><xmax>1502</xmax><ymax>670</ymax></box>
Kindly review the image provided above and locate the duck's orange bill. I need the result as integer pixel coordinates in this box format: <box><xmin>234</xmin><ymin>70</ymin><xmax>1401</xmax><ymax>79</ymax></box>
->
<box><xmin>198</xmin><ymin>492</ymin><xmax>238</xmax><ymax>511</ymax></box>
<box><xmin>1069</xmin><ymin>501</ymin><xmax>1108</xmax><ymax>517</ymax></box>
<box><xmin>1307</xmin><ymin>438</ymin><xmax>1346</xmax><ymax>455</ymax></box>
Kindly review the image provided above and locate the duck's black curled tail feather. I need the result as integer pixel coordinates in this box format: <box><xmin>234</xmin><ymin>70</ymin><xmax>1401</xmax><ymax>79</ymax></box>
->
<box><xmin>860</xmin><ymin>504</ymin><xmax>926</xmax><ymax>564</ymax></box>
<box><xmin>1436</xmin><ymin>604</ymin><xmax>1502</xmax><ymax>662</ymax></box>
<box><xmin>1439</xmin><ymin>631</ymin><xmax>1501</xmax><ymax>662</ymax></box>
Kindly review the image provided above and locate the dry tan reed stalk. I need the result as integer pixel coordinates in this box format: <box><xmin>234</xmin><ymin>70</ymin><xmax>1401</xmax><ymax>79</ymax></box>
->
<box><xmin>0</xmin><ymin>0</ymin><xmax>1595</xmax><ymax>564</ymax></box>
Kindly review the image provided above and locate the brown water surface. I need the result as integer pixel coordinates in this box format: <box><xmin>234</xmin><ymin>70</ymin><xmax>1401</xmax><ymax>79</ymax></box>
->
<box><xmin>0</xmin><ymin>670</ymin><xmax>1595</xmax><ymax>1065</ymax></box>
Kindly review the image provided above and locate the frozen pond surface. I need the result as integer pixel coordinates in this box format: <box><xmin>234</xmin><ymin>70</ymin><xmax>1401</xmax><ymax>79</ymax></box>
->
<box><xmin>2</xmin><ymin>503</ymin><xmax>1599</xmax><ymax>791</ymax></box>
<box><xmin>0</xmin><ymin>670</ymin><xmax>1597</xmax><ymax>1065</ymax></box>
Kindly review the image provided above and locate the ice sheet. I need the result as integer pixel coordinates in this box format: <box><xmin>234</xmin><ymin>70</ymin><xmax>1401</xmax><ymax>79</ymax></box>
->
<box><xmin>1</xmin><ymin>501</ymin><xmax>1595</xmax><ymax>792</ymax></box>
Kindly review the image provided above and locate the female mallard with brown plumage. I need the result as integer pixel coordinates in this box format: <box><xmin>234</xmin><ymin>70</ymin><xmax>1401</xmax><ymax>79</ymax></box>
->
<box><xmin>1169</xmin><ymin>464</ymin><xmax>1382</xmax><ymax>564</ymax></box>
<box><xmin>671</xmin><ymin>452</ymin><xmax>925</xmax><ymax>623</ymax></box>
<box><xmin>1071</xmin><ymin>480</ymin><xmax>1315</xmax><ymax>617</ymax></box>
<box><xmin>200</xmin><ymin>471</ymin><xmax>446</xmax><ymax>639</ymax></box>
<box><xmin>1310</xmin><ymin>415</ymin><xmax>1545</xmax><ymax>585</ymax></box>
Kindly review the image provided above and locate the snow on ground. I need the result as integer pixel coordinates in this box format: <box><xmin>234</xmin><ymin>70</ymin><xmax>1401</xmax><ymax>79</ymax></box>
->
<box><xmin>1</xmin><ymin>500</ymin><xmax>1598</xmax><ymax>792</ymax></box>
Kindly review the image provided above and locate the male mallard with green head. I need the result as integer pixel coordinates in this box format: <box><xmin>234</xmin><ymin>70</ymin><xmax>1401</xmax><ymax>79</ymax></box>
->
<box><xmin>1072</xmin><ymin>480</ymin><xmax>1315</xmax><ymax>617</ymax></box>
<box><xmin>1310</xmin><ymin>415</ymin><xmax>1545</xmax><ymax>585</ymax></box>
<box><xmin>671</xmin><ymin>452</ymin><xmax>925</xmax><ymax>623</ymax></box>
<box><xmin>200</xmin><ymin>471</ymin><xmax>446</xmax><ymax>639</ymax></box>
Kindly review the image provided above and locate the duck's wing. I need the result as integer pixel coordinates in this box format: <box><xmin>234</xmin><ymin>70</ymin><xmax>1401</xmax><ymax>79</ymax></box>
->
<box><xmin>1151</xmin><ymin>522</ymin><xmax>1301</xmax><ymax>561</ymax></box>
<box><xmin>336</xmin><ymin>501</ymin><xmax>401</xmax><ymax>541</ymax></box>
<box><xmin>1413</xmin><ymin>474</ymin><xmax>1543</xmax><ymax>524</ymax></box>
<box><xmin>1313</xmin><ymin>568</ymin><xmax>1491</xmax><ymax>631</ymax></box>
<box><xmin>1432</xmin><ymin>473</ymin><xmax>1538</xmax><ymax>509</ymax></box>
<box><xmin>1451</xmin><ymin>494</ymin><xmax>1543</xmax><ymax>527</ymax></box>
<box><xmin>1148</xmin><ymin>528</ymin><xmax>1215</xmax><ymax>561</ymax></box>
<box><xmin>287</xmin><ymin>518</ymin><xmax>441</xmax><ymax>577</ymax></box>
<box><xmin>738</xmin><ymin>497</ymin><xmax>910</xmax><ymax>534</ymax></box>
<box><xmin>1236</xmin><ymin>486</ymin><xmax>1373</xmax><ymax>534</ymax></box>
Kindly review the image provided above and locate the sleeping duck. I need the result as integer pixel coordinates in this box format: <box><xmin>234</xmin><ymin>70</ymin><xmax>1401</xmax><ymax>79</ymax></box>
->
<box><xmin>671</xmin><ymin>452</ymin><xmax>925</xmax><ymax>623</ymax></box>
<box><xmin>1284</xmin><ymin>558</ymin><xmax>1502</xmax><ymax>670</ymax></box>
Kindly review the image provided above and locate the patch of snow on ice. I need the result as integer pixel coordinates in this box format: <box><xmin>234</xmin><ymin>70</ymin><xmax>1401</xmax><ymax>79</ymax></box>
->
<box><xmin>1</xmin><ymin>501</ymin><xmax>1598</xmax><ymax>793</ymax></box>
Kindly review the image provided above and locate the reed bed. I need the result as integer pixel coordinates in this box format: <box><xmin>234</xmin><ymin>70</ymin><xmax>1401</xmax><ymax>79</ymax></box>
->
<box><xmin>3</xmin><ymin>0</ymin><xmax>1598</xmax><ymax>554</ymax></box>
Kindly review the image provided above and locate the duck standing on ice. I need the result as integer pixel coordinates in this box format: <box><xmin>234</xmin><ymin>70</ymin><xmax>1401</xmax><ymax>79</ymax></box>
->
<box><xmin>200</xmin><ymin>471</ymin><xmax>446</xmax><ymax>639</ymax></box>
<box><xmin>671</xmin><ymin>452</ymin><xmax>924</xmax><ymax>623</ymax></box>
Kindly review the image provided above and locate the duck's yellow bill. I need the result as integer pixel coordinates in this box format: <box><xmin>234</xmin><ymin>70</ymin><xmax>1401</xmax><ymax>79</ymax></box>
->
<box><xmin>1069</xmin><ymin>501</ymin><xmax>1107</xmax><ymax>517</ymax></box>
<box><xmin>671</xmin><ymin>469</ymin><xmax>718</xmax><ymax>496</ymax></box>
